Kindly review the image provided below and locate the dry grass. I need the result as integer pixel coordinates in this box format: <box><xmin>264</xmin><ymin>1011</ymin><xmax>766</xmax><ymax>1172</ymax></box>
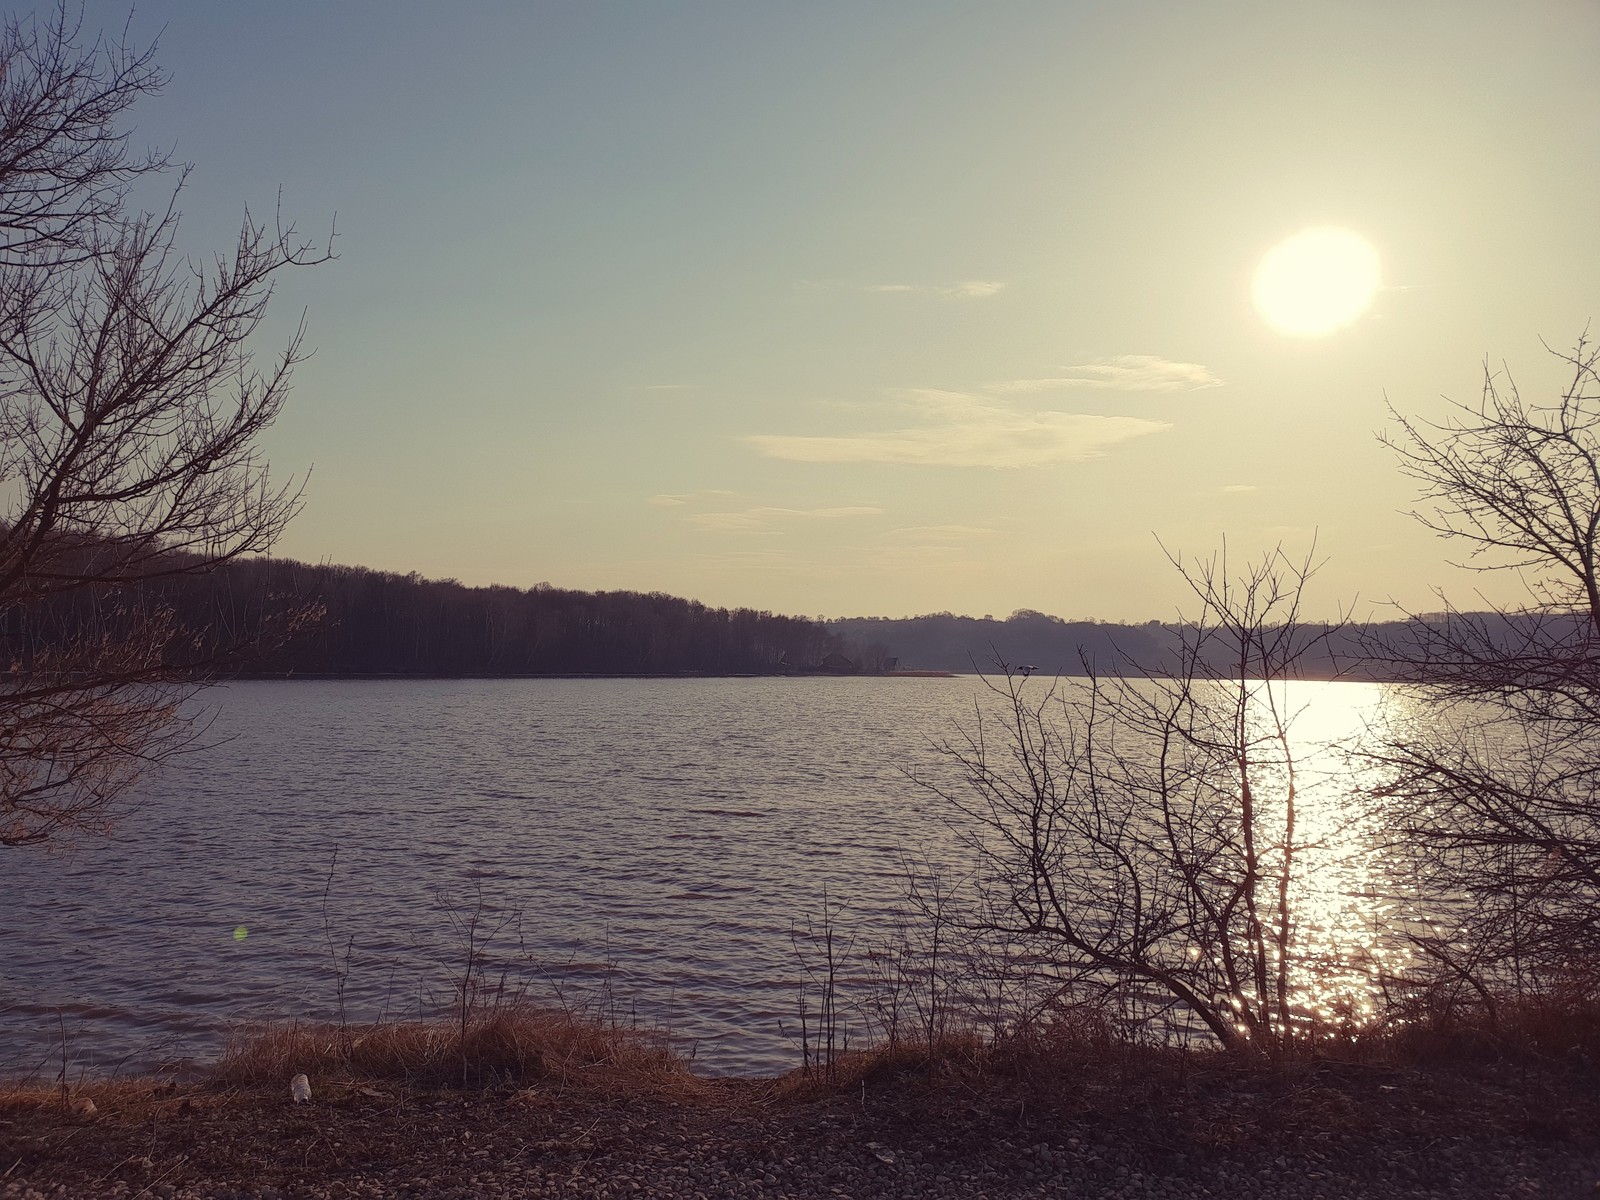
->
<box><xmin>203</xmin><ymin>981</ymin><xmax>1600</xmax><ymax>1109</ymax></box>
<box><xmin>211</xmin><ymin>1004</ymin><xmax>703</xmax><ymax>1098</ymax></box>
<box><xmin>1364</xmin><ymin>982</ymin><xmax>1600</xmax><ymax>1066</ymax></box>
<box><xmin>0</xmin><ymin>1076</ymin><xmax>198</xmax><ymax>1120</ymax></box>
<box><xmin>769</xmin><ymin>1016</ymin><xmax>1202</xmax><ymax>1103</ymax></box>
<box><xmin>771</xmin><ymin>1030</ymin><xmax>990</xmax><ymax>1099</ymax></box>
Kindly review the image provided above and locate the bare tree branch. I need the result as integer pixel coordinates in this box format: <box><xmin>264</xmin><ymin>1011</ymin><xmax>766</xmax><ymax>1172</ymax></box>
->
<box><xmin>914</xmin><ymin>547</ymin><xmax>1362</xmax><ymax>1055</ymax></box>
<box><xmin>1373</xmin><ymin>336</ymin><xmax>1600</xmax><ymax>998</ymax></box>
<box><xmin>0</xmin><ymin>11</ymin><xmax>330</xmax><ymax>847</ymax></box>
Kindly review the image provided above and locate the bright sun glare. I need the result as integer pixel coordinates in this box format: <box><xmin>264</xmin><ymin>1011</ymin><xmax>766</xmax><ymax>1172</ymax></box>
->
<box><xmin>1252</xmin><ymin>228</ymin><xmax>1381</xmax><ymax>338</ymax></box>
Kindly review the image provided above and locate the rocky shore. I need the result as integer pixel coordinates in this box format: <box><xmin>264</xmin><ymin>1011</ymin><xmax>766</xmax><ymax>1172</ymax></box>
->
<box><xmin>4</xmin><ymin>1052</ymin><xmax>1600</xmax><ymax>1199</ymax></box>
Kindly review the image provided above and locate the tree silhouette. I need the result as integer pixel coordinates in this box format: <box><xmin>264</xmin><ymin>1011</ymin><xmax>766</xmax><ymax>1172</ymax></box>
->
<box><xmin>0</xmin><ymin>7</ymin><xmax>330</xmax><ymax>846</ymax></box>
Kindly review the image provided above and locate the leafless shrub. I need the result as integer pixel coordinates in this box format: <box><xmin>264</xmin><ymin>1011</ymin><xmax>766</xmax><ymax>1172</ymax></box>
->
<box><xmin>912</xmin><ymin>547</ymin><xmax>1360</xmax><ymax>1056</ymax></box>
<box><xmin>855</xmin><ymin>859</ymin><xmax>970</xmax><ymax>1057</ymax></box>
<box><xmin>1372</xmin><ymin>337</ymin><xmax>1600</xmax><ymax>1002</ymax></box>
<box><xmin>786</xmin><ymin>888</ymin><xmax>855</xmax><ymax>1083</ymax></box>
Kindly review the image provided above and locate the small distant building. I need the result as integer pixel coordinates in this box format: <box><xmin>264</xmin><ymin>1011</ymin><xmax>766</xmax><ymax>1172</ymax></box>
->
<box><xmin>820</xmin><ymin>652</ymin><xmax>857</xmax><ymax>674</ymax></box>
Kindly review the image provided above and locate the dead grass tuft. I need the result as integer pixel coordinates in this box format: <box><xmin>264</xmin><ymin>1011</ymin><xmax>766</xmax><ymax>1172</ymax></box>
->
<box><xmin>212</xmin><ymin>1005</ymin><xmax>702</xmax><ymax>1098</ymax></box>
<box><xmin>774</xmin><ymin>1030</ymin><xmax>997</xmax><ymax>1099</ymax></box>
<box><xmin>0</xmin><ymin>1083</ymin><xmax>70</xmax><ymax>1116</ymax></box>
<box><xmin>0</xmin><ymin>1077</ymin><xmax>197</xmax><ymax>1119</ymax></box>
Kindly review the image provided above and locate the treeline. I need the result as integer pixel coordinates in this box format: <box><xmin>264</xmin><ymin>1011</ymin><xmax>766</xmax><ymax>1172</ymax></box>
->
<box><xmin>11</xmin><ymin>556</ymin><xmax>892</xmax><ymax>677</ymax></box>
<box><xmin>14</xmin><ymin>556</ymin><xmax>1573</xmax><ymax>681</ymax></box>
<box><xmin>828</xmin><ymin>607</ymin><xmax>1583</xmax><ymax>680</ymax></box>
<box><xmin>829</xmin><ymin>610</ymin><xmax>1171</xmax><ymax>675</ymax></box>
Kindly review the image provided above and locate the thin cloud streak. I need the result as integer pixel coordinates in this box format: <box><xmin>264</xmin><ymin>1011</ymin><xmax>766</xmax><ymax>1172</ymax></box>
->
<box><xmin>890</xmin><ymin>524</ymin><xmax>998</xmax><ymax>540</ymax></box>
<box><xmin>945</xmin><ymin>280</ymin><xmax>1006</xmax><ymax>298</ymax></box>
<box><xmin>690</xmin><ymin>512</ymin><xmax>775</xmax><ymax>531</ymax></box>
<box><xmin>689</xmin><ymin>505</ymin><xmax>883</xmax><ymax>532</ymax></box>
<box><xmin>988</xmin><ymin>355</ymin><xmax>1223</xmax><ymax>394</ymax></box>
<box><xmin>748</xmin><ymin>395</ymin><xmax>1168</xmax><ymax>467</ymax></box>
<box><xmin>648</xmin><ymin>489</ymin><xmax>736</xmax><ymax>507</ymax></box>
<box><xmin>863</xmin><ymin>280</ymin><xmax>1007</xmax><ymax>299</ymax></box>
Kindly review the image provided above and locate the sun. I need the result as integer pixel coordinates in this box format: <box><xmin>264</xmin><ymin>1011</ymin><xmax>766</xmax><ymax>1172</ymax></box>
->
<box><xmin>1252</xmin><ymin>228</ymin><xmax>1381</xmax><ymax>337</ymax></box>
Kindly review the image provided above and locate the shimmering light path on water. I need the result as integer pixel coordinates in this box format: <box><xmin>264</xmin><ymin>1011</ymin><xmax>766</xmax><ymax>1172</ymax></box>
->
<box><xmin>0</xmin><ymin>677</ymin><xmax>1402</xmax><ymax>1077</ymax></box>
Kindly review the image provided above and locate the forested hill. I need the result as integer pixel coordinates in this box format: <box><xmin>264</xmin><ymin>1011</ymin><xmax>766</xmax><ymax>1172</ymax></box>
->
<box><xmin>117</xmin><ymin>557</ymin><xmax>891</xmax><ymax>677</ymax></box>
<box><xmin>828</xmin><ymin>611</ymin><xmax>1171</xmax><ymax>675</ymax></box>
<box><xmin>827</xmin><ymin>609</ymin><xmax>1580</xmax><ymax>680</ymax></box>
<box><xmin>28</xmin><ymin>553</ymin><xmax>1573</xmax><ymax>680</ymax></box>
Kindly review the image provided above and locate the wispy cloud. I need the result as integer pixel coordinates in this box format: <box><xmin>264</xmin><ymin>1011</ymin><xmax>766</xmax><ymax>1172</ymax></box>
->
<box><xmin>889</xmin><ymin>524</ymin><xmax>998</xmax><ymax>541</ymax></box>
<box><xmin>689</xmin><ymin>505</ymin><xmax>883</xmax><ymax>532</ymax></box>
<box><xmin>863</xmin><ymin>280</ymin><xmax>1007</xmax><ymax>300</ymax></box>
<box><xmin>945</xmin><ymin>280</ymin><xmax>1006</xmax><ymax>299</ymax></box>
<box><xmin>689</xmin><ymin>512</ymin><xmax>774</xmax><ymax>531</ymax></box>
<box><xmin>988</xmin><ymin>355</ymin><xmax>1223</xmax><ymax>394</ymax></box>
<box><xmin>1220</xmin><ymin>484</ymin><xmax>1258</xmax><ymax>494</ymax></box>
<box><xmin>647</xmin><ymin>489</ymin><xmax>735</xmax><ymax>507</ymax></box>
<box><xmin>747</xmin><ymin>390</ymin><xmax>1167</xmax><ymax>468</ymax></box>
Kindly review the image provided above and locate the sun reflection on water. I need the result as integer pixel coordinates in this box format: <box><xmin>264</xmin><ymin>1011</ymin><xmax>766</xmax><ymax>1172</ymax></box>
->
<box><xmin>1263</xmin><ymin>678</ymin><xmax>1413</xmax><ymax>1032</ymax></box>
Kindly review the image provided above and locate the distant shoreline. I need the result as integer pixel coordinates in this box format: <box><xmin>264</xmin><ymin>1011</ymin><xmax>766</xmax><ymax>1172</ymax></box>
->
<box><xmin>222</xmin><ymin>669</ymin><xmax>958</xmax><ymax>681</ymax></box>
<box><xmin>216</xmin><ymin>668</ymin><xmax>1411</xmax><ymax>683</ymax></box>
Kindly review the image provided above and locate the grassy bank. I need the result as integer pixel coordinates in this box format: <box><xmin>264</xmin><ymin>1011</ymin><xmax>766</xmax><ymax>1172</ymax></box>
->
<box><xmin>9</xmin><ymin>986</ymin><xmax>1600</xmax><ymax>1118</ymax></box>
<box><xmin>6</xmin><ymin>1002</ymin><xmax>1600</xmax><ymax>1200</ymax></box>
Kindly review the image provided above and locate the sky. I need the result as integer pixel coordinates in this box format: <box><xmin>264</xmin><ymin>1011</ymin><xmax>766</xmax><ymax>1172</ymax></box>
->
<box><xmin>70</xmin><ymin>0</ymin><xmax>1600</xmax><ymax>621</ymax></box>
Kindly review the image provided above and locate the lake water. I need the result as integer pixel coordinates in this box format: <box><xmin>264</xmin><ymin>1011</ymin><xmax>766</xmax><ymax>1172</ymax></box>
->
<box><xmin>0</xmin><ymin>676</ymin><xmax>1401</xmax><ymax>1079</ymax></box>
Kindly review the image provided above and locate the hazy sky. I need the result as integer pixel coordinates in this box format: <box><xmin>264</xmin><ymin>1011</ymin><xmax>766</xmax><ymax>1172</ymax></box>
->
<box><xmin>80</xmin><ymin>1</ymin><xmax>1600</xmax><ymax>620</ymax></box>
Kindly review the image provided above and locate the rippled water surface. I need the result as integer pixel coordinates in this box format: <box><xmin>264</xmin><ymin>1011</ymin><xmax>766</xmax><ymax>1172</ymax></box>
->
<box><xmin>1</xmin><ymin>676</ymin><xmax>1403</xmax><ymax>1078</ymax></box>
<box><xmin>4</xmin><ymin>677</ymin><xmax>1000</xmax><ymax>1077</ymax></box>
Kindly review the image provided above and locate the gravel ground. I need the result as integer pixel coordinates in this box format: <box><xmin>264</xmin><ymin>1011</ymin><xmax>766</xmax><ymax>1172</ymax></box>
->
<box><xmin>4</xmin><ymin>1057</ymin><xmax>1600</xmax><ymax>1198</ymax></box>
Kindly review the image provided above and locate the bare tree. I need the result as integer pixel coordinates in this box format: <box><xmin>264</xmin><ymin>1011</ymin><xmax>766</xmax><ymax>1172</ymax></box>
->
<box><xmin>916</xmin><ymin>548</ymin><xmax>1358</xmax><ymax>1054</ymax></box>
<box><xmin>0</xmin><ymin>7</ymin><xmax>330</xmax><ymax>846</ymax></box>
<box><xmin>1371</xmin><ymin>338</ymin><xmax>1600</xmax><ymax>996</ymax></box>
